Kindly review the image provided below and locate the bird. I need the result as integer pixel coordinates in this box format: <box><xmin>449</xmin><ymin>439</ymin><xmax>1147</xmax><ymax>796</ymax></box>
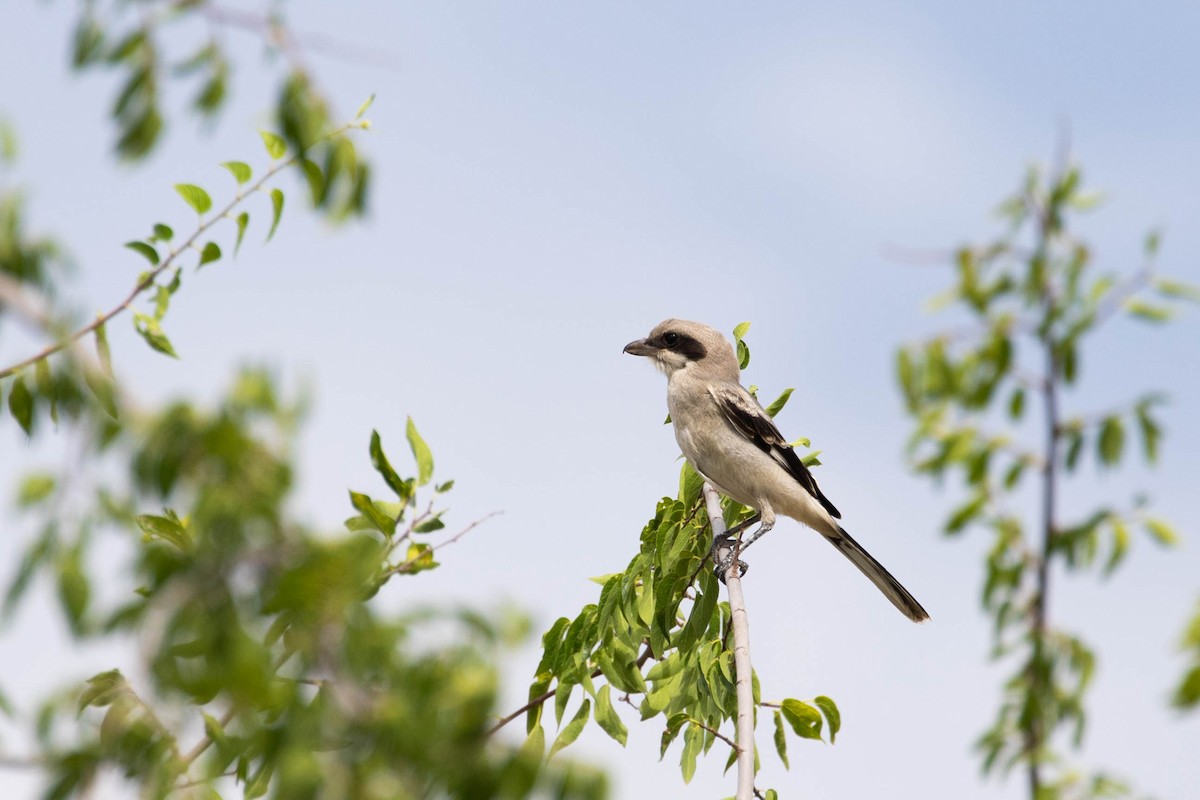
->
<box><xmin>624</xmin><ymin>318</ymin><xmax>930</xmax><ymax>623</ymax></box>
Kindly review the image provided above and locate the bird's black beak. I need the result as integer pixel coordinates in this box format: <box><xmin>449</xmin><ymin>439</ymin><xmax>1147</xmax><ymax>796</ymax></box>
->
<box><xmin>623</xmin><ymin>338</ymin><xmax>657</xmax><ymax>357</ymax></box>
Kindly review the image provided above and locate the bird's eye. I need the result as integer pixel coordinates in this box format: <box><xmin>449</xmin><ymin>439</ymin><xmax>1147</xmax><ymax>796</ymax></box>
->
<box><xmin>663</xmin><ymin>332</ymin><xmax>680</xmax><ymax>347</ymax></box>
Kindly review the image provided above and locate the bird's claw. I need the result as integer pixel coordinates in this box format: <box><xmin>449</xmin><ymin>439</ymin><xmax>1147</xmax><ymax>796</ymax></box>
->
<box><xmin>711</xmin><ymin>534</ymin><xmax>748</xmax><ymax>583</ymax></box>
<box><xmin>714</xmin><ymin>555</ymin><xmax>749</xmax><ymax>583</ymax></box>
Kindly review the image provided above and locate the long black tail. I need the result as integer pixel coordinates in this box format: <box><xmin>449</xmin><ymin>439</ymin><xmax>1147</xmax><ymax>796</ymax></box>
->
<box><xmin>826</xmin><ymin>526</ymin><xmax>930</xmax><ymax>623</ymax></box>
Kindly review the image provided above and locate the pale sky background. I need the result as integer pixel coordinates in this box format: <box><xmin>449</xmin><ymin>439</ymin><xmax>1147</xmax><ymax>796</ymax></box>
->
<box><xmin>2</xmin><ymin>2</ymin><xmax>1199</xmax><ymax>798</ymax></box>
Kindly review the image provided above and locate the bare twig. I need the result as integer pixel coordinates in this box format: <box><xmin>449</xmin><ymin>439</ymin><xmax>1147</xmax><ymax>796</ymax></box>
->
<box><xmin>180</xmin><ymin>705</ymin><xmax>236</xmax><ymax>767</ymax></box>
<box><xmin>686</xmin><ymin>716</ymin><xmax>739</xmax><ymax>751</ymax></box>
<box><xmin>201</xmin><ymin>3</ymin><xmax>402</xmax><ymax>72</ymax></box>
<box><xmin>703</xmin><ymin>483</ymin><xmax>755</xmax><ymax>800</ymax></box>
<box><xmin>379</xmin><ymin>511</ymin><xmax>501</xmax><ymax>581</ymax></box>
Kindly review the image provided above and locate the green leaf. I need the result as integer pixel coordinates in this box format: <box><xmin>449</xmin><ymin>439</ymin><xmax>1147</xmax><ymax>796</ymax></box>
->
<box><xmin>1135</xmin><ymin>404</ymin><xmax>1161</xmax><ymax>463</ymax></box>
<box><xmin>1144</xmin><ymin>518</ymin><xmax>1178</xmax><ymax>547</ymax></box>
<box><xmin>1154</xmin><ymin>277</ymin><xmax>1200</xmax><ymax>303</ymax></box>
<box><xmin>355</xmin><ymin>94</ymin><xmax>376</xmax><ymax>119</ymax></box>
<box><xmin>1068</xmin><ymin>191</ymin><xmax>1104</xmax><ymax>210</ymax></box>
<box><xmin>406</xmin><ymin>417</ymin><xmax>435</xmax><ymax>486</ymax></box>
<box><xmin>369</xmin><ymin>430</ymin><xmax>413</xmax><ymax>501</ymax></box>
<box><xmin>944</xmin><ymin>493</ymin><xmax>985</xmax><ymax>535</ymax></box>
<box><xmin>260</xmin><ymin>131</ymin><xmax>287</xmax><ymax>159</ymax></box>
<box><xmin>8</xmin><ymin>376</ymin><xmax>34</xmax><ymax>435</ymax></box>
<box><xmin>1064</xmin><ymin>428</ymin><xmax>1085</xmax><ymax>471</ymax></box>
<box><xmin>301</xmin><ymin>159</ymin><xmax>325</xmax><ymax>204</ymax></box>
<box><xmin>135</xmin><ymin>514</ymin><xmax>191</xmax><ymax>550</ymax></box>
<box><xmin>348</xmin><ymin>490</ymin><xmax>396</xmax><ymax>537</ymax></box>
<box><xmin>1125</xmin><ymin>299</ymin><xmax>1172</xmax><ymax>323</ymax></box>
<box><xmin>234</xmin><ymin>212</ymin><xmax>249</xmax><ymax>256</ymax></box>
<box><xmin>773</xmin><ymin>711</ymin><xmax>789</xmax><ymax>769</ymax></box>
<box><xmin>403</xmin><ymin>542</ymin><xmax>436</xmax><ymax>571</ymax></box>
<box><xmin>1097</xmin><ymin>416</ymin><xmax>1124</xmax><ymax>467</ymax></box>
<box><xmin>133</xmin><ymin>313</ymin><xmax>179</xmax><ymax>358</ymax></box>
<box><xmin>413</xmin><ymin>516</ymin><xmax>445</xmax><ymax>534</ymax></box>
<box><xmin>732</xmin><ymin>322</ymin><xmax>751</xmax><ymax>369</ymax></box>
<box><xmin>780</xmin><ymin>698</ymin><xmax>823</xmax><ymax>741</ymax></box>
<box><xmin>174</xmin><ymin>183</ymin><xmax>212</xmax><ymax>215</ymax></box>
<box><xmin>1008</xmin><ymin>388</ymin><xmax>1025</xmax><ymax>419</ymax></box>
<box><xmin>78</xmin><ymin>670</ymin><xmax>126</xmax><ymax>713</ymax></box>
<box><xmin>679</xmin><ymin>723</ymin><xmax>701</xmax><ymax>783</ymax></box>
<box><xmin>94</xmin><ymin>321</ymin><xmax>113</xmax><ymax>375</ymax></box>
<box><xmin>593</xmin><ymin>685</ymin><xmax>628</xmax><ymax>746</ymax></box>
<box><xmin>548</xmin><ymin>698</ymin><xmax>590</xmax><ymax>759</ymax></box>
<box><xmin>57</xmin><ymin>546</ymin><xmax>89</xmax><ymax>631</ymax></box>
<box><xmin>659</xmin><ymin>713</ymin><xmax>688</xmax><ymax>759</ymax></box>
<box><xmin>1003</xmin><ymin>459</ymin><xmax>1026</xmax><ymax>489</ymax></box>
<box><xmin>814</xmin><ymin>696</ymin><xmax>840</xmax><ymax>744</ymax></box>
<box><xmin>124</xmin><ymin>240</ymin><xmax>160</xmax><ymax>266</ymax></box>
<box><xmin>17</xmin><ymin>474</ymin><xmax>56</xmax><ymax>507</ymax></box>
<box><xmin>1105</xmin><ymin>515</ymin><xmax>1130</xmax><ymax>574</ymax></box>
<box><xmin>221</xmin><ymin>160</ymin><xmax>252</xmax><ymax>184</ymax></box>
<box><xmin>198</xmin><ymin>241</ymin><xmax>221</xmax><ymax>267</ymax></box>
<box><xmin>519</xmin><ymin>725</ymin><xmax>545</xmax><ymax>761</ymax></box>
<box><xmin>267</xmin><ymin>188</ymin><xmax>284</xmax><ymax>241</ymax></box>
<box><xmin>151</xmin><ymin>223</ymin><xmax>173</xmax><ymax>242</ymax></box>
<box><xmin>1144</xmin><ymin>229</ymin><xmax>1161</xmax><ymax>257</ymax></box>
<box><xmin>764</xmin><ymin>388</ymin><xmax>793</xmax><ymax>419</ymax></box>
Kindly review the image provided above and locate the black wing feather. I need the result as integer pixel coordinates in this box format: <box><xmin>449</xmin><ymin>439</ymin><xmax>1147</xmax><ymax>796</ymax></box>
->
<box><xmin>709</xmin><ymin>385</ymin><xmax>842</xmax><ymax>519</ymax></box>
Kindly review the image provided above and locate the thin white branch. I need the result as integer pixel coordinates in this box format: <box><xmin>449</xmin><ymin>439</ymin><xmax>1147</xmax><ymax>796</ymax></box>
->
<box><xmin>703</xmin><ymin>483</ymin><xmax>755</xmax><ymax>800</ymax></box>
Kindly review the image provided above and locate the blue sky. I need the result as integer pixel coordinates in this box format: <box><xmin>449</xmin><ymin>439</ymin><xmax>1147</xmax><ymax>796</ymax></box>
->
<box><xmin>2</xmin><ymin>2</ymin><xmax>1199</xmax><ymax>798</ymax></box>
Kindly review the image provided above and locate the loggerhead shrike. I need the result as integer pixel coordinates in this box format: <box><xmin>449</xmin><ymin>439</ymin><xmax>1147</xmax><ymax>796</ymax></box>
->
<box><xmin>624</xmin><ymin>319</ymin><xmax>929</xmax><ymax>623</ymax></box>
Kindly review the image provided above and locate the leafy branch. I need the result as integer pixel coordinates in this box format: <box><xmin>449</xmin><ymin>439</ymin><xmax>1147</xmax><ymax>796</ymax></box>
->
<box><xmin>0</xmin><ymin>108</ymin><xmax>370</xmax><ymax>384</ymax></box>
<box><xmin>898</xmin><ymin>155</ymin><xmax>1198</xmax><ymax>798</ymax></box>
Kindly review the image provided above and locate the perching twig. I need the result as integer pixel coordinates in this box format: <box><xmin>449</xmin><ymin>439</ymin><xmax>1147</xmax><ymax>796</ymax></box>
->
<box><xmin>703</xmin><ymin>483</ymin><xmax>755</xmax><ymax>800</ymax></box>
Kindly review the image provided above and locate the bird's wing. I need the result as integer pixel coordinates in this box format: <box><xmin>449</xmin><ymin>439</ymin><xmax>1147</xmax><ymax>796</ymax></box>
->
<box><xmin>708</xmin><ymin>383</ymin><xmax>841</xmax><ymax>519</ymax></box>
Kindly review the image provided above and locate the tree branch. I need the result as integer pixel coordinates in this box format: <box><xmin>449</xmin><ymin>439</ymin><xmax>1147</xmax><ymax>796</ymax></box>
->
<box><xmin>703</xmin><ymin>483</ymin><xmax>755</xmax><ymax>800</ymax></box>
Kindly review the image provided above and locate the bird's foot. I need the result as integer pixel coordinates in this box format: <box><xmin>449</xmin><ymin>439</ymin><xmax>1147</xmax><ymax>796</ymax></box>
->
<box><xmin>711</xmin><ymin>534</ymin><xmax>748</xmax><ymax>583</ymax></box>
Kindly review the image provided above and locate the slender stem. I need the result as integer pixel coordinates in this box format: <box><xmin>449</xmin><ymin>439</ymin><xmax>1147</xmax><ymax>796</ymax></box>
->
<box><xmin>1027</xmin><ymin>238</ymin><xmax>1061</xmax><ymax>799</ymax></box>
<box><xmin>687</xmin><ymin>716</ymin><xmax>739</xmax><ymax>751</ymax></box>
<box><xmin>703</xmin><ymin>484</ymin><xmax>755</xmax><ymax>800</ymax></box>
<box><xmin>487</xmin><ymin>645</ymin><xmax>653</xmax><ymax>736</ymax></box>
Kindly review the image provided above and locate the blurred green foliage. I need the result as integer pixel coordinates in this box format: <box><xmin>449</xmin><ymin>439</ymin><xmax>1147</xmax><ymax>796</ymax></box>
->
<box><xmin>6</xmin><ymin>367</ymin><xmax>606</xmax><ymax>799</ymax></box>
<box><xmin>897</xmin><ymin>159</ymin><xmax>1198</xmax><ymax>798</ymax></box>
<box><xmin>1174</xmin><ymin>600</ymin><xmax>1200</xmax><ymax>710</ymax></box>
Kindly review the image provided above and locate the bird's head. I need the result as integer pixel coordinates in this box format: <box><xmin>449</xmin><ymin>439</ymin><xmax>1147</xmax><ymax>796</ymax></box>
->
<box><xmin>623</xmin><ymin>319</ymin><xmax>740</xmax><ymax>380</ymax></box>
